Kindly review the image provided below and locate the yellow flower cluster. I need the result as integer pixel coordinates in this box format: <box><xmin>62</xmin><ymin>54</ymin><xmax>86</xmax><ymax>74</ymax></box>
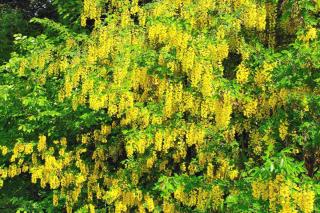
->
<box><xmin>279</xmin><ymin>120</ymin><xmax>289</xmax><ymax>141</ymax></box>
<box><xmin>215</xmin><ymin>93</ymin><xmax>233</xmax><ymax>129</ymax></box>
<box><xmin>236</xmin><ymin>64</ymin><xmax>250</xmax><ymax>84</ymax></box>
<box><xmin>174</xmin><ymin>185</ymin><xmax>224</xmax><ymax>211</ymax></box>
<box><xmin>1</xmin><ymin>146</ymin><xmax>8</xmax><ymax>156</ymax></box>
<box><xmin>144</xmin><ymin>195</ymin><xmax>155</xmax><ymax>212</ymax></box>
<box><xmin>293</xmin><ymin>189</ymin><xmax>315</xmax><ymax>213</ymax></box>
<box><xmin>266</xmin><ymin>2</ymin><xmax>277</xmax><ymax>47</ymax></box>
<box><xmin>255</xmin><ymin>62</ymin><xmax>275</xmax><ymax>87</ymax></box>
<box><xmin>81</xmin><ymin>0</ymin><xmax>101</xmax><ymax>27</ymax></box>
<box><xmin>252</xmin><ymin>175</ymin><xmax>316</xmax><ymax>213</ymax></box>
<box><xmin>243</xmin><ymin>99</ymin><xmax>258</xmax><ymax>117</ymax></box>
<box><xmin>299</xmin><ymin>27</ymin><xmax>318</xmax><ymax>42</ymax></box>
<box><xmin>37</xmin><ymin>135</ymin><xmax>47</xmax><ymax>152</ymax></box>
<box><xmin>186</xmin><ymin>124</ymin><xmax>205</xmax><ymax>147</ymax></box>
<box><xmin>240</xmin><ymin>2</ymin><xmax>267</xmax><ymax>31</ymax></box>
<box><xmin>18</xmin><ymin>60</ymin><xmax>27</xmax><ymax>76</ymax></box>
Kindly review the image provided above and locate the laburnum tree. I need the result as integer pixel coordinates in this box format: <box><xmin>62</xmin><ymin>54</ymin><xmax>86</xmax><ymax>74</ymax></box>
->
<box><xmin>0</xmin><ymin>0</ymin><xmax>319</xmax><ymax>212</ymax></box>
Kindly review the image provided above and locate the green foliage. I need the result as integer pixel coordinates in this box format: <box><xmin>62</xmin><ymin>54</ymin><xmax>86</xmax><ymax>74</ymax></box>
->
<box><xmin>0</xmin><ymin>6</ymin><xmax>27</xmax><ymax>65</ymax></box>
<box><xmin>52</xmin><ymin>0</ymin><xmax>82</xmax><ymax>27</ymax></box>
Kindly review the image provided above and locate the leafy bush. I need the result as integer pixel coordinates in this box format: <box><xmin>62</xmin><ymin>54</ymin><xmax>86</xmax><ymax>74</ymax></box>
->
<box><xmin>0</xmin><ymin>0</ymin><xmax>319</xmax><ymax>212</ymax></box>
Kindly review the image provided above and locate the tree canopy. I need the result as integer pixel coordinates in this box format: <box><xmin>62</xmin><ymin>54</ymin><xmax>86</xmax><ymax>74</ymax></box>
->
<box><xmin>0</xmin><ymin>0</ymin><xmax>319</xmax><ymax>212</ymax></box>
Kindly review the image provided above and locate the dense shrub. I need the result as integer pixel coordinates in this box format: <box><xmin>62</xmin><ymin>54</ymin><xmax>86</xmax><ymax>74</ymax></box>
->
<box><xmin>0</xmin><ymin>0</ymin><xmax>319</xmax><ymax>212</ymax></box>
